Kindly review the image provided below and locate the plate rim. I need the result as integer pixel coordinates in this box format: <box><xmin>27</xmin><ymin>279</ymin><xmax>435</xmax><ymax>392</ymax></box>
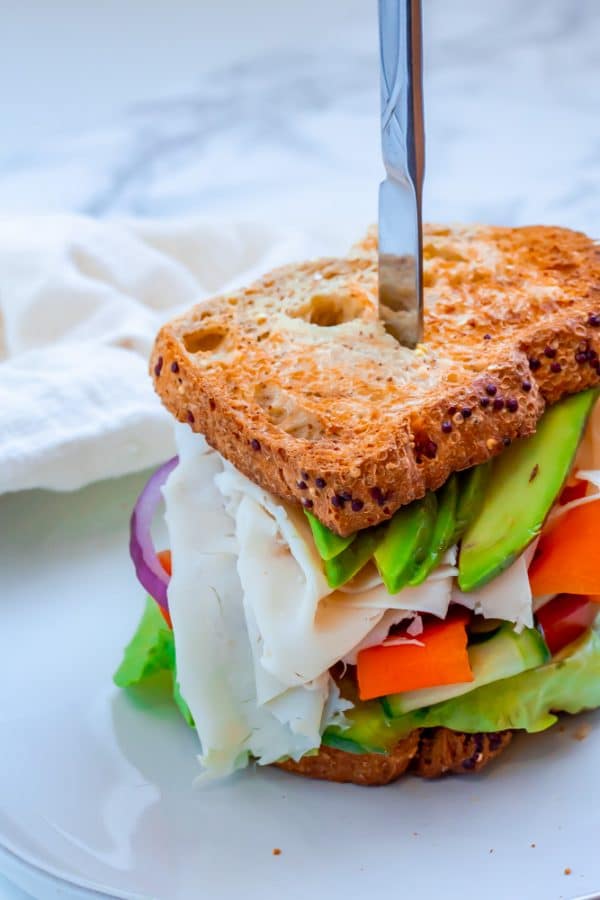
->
<box><xmin>0</xmin><ymin>837</ymin><xmax>155</xmax><ymax>900</ymax></box>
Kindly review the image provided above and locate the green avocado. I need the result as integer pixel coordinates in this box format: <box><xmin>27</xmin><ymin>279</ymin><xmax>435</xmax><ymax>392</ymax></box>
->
<box><xmin>410</xmin><ymin>474</ymin><xmax>458</xmax><ymax>585</ymax></box>
<box><xmin>324</xmin><ymin>526</ymin><xmax>385</xmax><ymax>589</ymax></box>
<box><xmin>452</xmin><ymin>462</ymin><xmax>491</xmax><ymax>545</ymax></box>
<box><xmin>305</xmin><ymin>510</ymin><xmax>356</xmax><ymax>561</ymax></box>
<box><xmin>374</xmin><ymin>492</ymin><xmax>437</xmax><ymax>593</ymax></box>
<box><xmin>322</xmin><ymin>624</ymin><xmax>600</xmax><ymax>753</ymax></box>
<box><xmin>322</xmin><ymin>698</ymin><xmax>405</xmax><ymax>754</ymax></box>
<box><xmin>458</xmin><ymin>389</ymin><xmax>597</xmax><ymax>592</ymax></box>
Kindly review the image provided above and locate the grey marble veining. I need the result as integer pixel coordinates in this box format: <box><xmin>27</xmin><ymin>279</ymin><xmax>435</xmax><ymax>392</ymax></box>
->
<box><xmin>0</xmin><ymin>0</ymin><xmax>598</xmax><ymax>241</ymax></box>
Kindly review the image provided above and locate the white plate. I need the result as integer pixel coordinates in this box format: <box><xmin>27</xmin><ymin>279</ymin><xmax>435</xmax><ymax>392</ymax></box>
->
<box><xmin>1</xmin><ymin>474</ymin><xmax>600</xmax><ymax>900</ymax></box>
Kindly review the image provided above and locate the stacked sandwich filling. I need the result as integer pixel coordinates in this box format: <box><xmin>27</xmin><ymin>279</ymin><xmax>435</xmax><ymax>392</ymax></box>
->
<box><xmin>116</xmin><ymin>393</ymin><xmax>600</xmax><ymax>781</ymax></box>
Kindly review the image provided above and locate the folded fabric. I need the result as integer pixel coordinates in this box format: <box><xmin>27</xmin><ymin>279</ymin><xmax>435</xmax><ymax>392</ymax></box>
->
<box><xmin>0</xmin><ymin>215</ymin><xmax>326</xmax><ymax>494</ymax></box>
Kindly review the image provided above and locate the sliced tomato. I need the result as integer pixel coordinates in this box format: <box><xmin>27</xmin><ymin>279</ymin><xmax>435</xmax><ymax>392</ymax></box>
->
<box><xmin>536</xmin><ymin>593</ymin><xmax>599</xmax><ymax>655</ymax></box>
<box><xmin>559</xmin><ymin>479</ymin><xmax>588</xmax><ymax>505</ymax></box>
<box><xmin>356</xmin><ymin>608</ymin><xmax>473</xmax><ymax>701</ymax></box>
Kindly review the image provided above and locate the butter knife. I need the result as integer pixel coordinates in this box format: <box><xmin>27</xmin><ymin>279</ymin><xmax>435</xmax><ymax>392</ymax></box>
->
<box><xmin>378</xmin><ymin>0</ymin><xmax>425</xmax><ymax>347</ymax></box>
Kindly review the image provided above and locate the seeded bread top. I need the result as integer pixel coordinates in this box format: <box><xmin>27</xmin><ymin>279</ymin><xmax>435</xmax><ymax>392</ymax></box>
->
<box><xmin>152</xmin><ymin>224</ymin><xmax>600</xmax><ymax>535</ymax></box>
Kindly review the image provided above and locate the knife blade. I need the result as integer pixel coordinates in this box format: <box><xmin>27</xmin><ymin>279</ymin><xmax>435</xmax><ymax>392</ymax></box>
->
<box><xmin>378</xmin><ymin>0</ymin><xmax>425</xmax><ymax>348</ymax></box>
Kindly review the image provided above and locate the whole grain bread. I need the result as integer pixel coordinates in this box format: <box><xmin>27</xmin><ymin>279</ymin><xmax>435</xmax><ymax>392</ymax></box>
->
<box><xmin>277</xmin><ymin>729</ymin><xmax>422</xmax><ymax>786</ymax></box>
<box><xmin>276</xmin><ymin>727</ymin><xmax>513</xmax><ymax>785</ymax></box>
<box><xmin>152</xmin><ymin>224</ymin><xmax>600</xmax><ymax>535</ymax></box>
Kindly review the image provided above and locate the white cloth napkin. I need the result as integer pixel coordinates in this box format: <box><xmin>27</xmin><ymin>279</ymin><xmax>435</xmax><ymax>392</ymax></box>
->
<box><xmin>0</xmin><ymin>215</ymin><xmax>337</xmax><ymax>495</ymax></box>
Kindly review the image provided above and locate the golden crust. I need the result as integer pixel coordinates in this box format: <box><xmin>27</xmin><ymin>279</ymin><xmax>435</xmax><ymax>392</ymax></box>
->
<box><xmin>276</xmin><ymin>728</ymin><xmax>513</xmax><ymax>786</ymax></box>
<box><xmin>152</xmin><ymin>224</ymin><xmax>600</xmax><ymax>535</ymax></box>
<box><xmin>413</xmin><ymin>727</ymin><xmax>513</xmax><ymax>778</ymax></box>
<box><xmin>276</xmin><ymin>731</ymin><xmax>422</xmax><ymax>785</ymax></box>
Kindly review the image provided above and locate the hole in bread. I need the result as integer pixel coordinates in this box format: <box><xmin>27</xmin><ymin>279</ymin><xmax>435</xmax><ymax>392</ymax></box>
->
<box><xmin>424</xmin><ymin>243</ymin><xmax>468</xmax><ymax>263</ymax></box>
<box><xmin>293</xmin><ymin>292</ymin><xmax>369</xmax><ymax>327</ymax></box>
<box><xmin>183</xmin><ymin>328</ymin><xmax>226</xmax><ymax>353</ymax></box>
<box><xmin>292</xmin><ymin>420</ymin><xmax>323</xmax><ymax>439</ymax></box>
<box><xmin>254</xmin><ymin>382</ymin><xmax>323</xmax><ymax>440</ymax></box>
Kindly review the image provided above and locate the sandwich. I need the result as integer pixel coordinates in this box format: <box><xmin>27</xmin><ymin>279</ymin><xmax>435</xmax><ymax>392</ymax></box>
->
<box><xmin>115</xmin><ymin>224</ymin><xmax>600</xmax><ymax>785</ymax></box>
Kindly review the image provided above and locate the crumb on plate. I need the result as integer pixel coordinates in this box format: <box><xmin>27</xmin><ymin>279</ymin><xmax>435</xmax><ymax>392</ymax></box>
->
<box><xmin>573</xmin><ymin>723</ymin><xmax>591</xmax><ymax>742</ymax></box>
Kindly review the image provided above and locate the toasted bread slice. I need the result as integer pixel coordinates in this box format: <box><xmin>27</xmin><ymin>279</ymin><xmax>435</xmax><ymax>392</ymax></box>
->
<box><xmin>152</xmin><ymin>225</ymin><xmax>600</xmax><ymax>535</ymax></box>
<box><xmin>276</xmin><ymin>728</ymin><xmax>513</xmax><ymax>785</ymax></box>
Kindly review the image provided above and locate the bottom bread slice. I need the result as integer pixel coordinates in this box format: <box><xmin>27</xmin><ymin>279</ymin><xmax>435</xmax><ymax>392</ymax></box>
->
<box><xmin>275</xmin><ymin>728</ymin><xmax>513</xmax><ymax>785</ymax></box>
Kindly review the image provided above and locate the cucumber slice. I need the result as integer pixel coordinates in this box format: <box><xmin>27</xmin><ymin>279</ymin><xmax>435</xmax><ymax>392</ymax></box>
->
<box><xmin>305</xmin><ymin>510</ymin><xmax>356</xmax><ymax>560</ymax></box>
<box><xmin>458</xmin><ymin>389</ymin><xmax>597</xmax><ymax>592</ymax></box>
<box><xmin>374</xmin><ymin>493</ymin><xmax>437</xmax><ymax>593</ymax></box>
<box><xmin>382</xmin><ymin>623</ymin><xmax>550</xmax><ymax>717</ymax></box>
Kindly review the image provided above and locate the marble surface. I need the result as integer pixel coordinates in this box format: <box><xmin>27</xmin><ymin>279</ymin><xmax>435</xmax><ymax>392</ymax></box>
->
<box><xmin>0</xmin><ymin>0</ymin><xmax>599</xmax><ymax>246</ymax></box>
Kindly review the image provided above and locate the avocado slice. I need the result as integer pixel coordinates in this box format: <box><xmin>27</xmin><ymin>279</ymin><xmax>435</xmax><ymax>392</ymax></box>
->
<box><xmin>324</xmin><ymin>526</ymin><xmax>385</xmax><ymax>589</ymax></box>
<box><xmin>452</xmin><ymin>462</ymin><xmax>491</xmax><ymax>544</ymax></box>
<box><xmin>374</xmin><ymin>492</ymin><xmax>437</xmax><ymax>593</ymax></box>
<box><xmin>410</xmin><ymin>474</ymin><xmax>459</xmax><ymax>584</ymax></box>
<box><xmin>458</xmin><ymin>389</ymin><xmax>597</xmax><ymax>592</ymax></box>
<box><xmin>322</xmin><ymin>699</ymin><xmax>404</xmax><ymax>754</ymax></box>
<box><xmin>304</xmin><ymin>510</ymin><xmax>356</xmax><ymax>560</ymax></box>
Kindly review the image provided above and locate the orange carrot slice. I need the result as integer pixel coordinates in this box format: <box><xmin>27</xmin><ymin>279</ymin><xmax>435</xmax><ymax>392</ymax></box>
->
<box><xmin>356</xmin><ymin>610</ymin><xmax>473</xmax><ymax>701</ymax></box>
<box><xmin>529</xmin><ymin>498</ymin><xmax>600</xmax><ymax>597</ymax></box>
<box><xmin>156</xmin><ymin>550</ymin><xmax>172</xmax><ymax>627</ymax></box>
<box><xmin>157</xmin><ymin>549</ymin><xmax>172</xmax><ymax>576</ymax></box>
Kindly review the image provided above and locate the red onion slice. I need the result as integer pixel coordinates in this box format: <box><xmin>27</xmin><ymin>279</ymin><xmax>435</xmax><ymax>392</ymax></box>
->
<box><xmin>129</xmin><ymin>456</ymin><xmax>178</xmax><ymax>612</ymax></box>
